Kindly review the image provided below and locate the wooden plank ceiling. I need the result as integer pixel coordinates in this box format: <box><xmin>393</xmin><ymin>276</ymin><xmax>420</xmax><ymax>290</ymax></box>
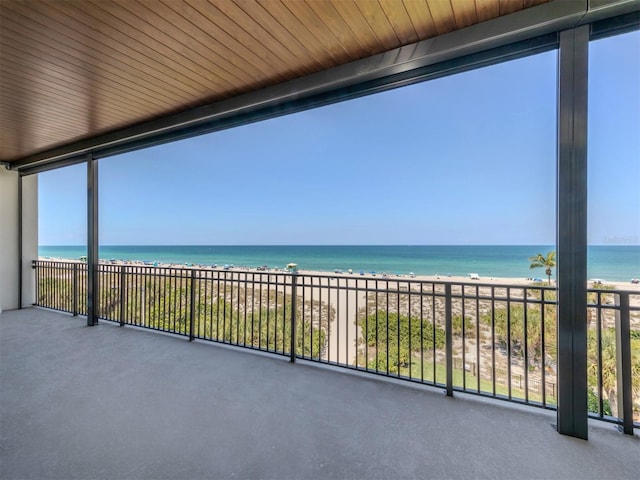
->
<box><xmin>0</xmin><ymin>0</ymin><xmax>549</xmax><ymax>164</ymax></box>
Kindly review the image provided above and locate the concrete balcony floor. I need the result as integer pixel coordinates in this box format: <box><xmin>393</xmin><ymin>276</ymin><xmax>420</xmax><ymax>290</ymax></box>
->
<box><xmin>1</xmin><ymin>308</ymin><xmax>638</xmax><ymax>480</ymax></box>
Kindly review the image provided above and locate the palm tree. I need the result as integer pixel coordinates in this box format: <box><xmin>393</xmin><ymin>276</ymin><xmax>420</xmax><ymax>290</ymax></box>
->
<box><xmin>587</xmin><ymin>328</ymin><xmax>640</xmax><ymax>417</ymax></box>
<box><xmin>529</xmin><ymin>251</ymin><xmax>556</xmax><ymax>285</ymax></box>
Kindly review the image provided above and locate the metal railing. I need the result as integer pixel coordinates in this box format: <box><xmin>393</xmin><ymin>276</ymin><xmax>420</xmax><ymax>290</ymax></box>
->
<box><xmin>33</xmin><ymin>260</ymin><xmax>639</xmax><ymax>432</ymax></box>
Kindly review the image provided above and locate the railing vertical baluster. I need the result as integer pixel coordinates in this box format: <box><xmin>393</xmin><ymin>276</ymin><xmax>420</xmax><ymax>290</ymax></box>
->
<box><xmin>615</xmin><ymin>292</ymin><xmax>633</xmax><ymax>435</ymax></box>
<box><xmin>507</xmin><ymin>288</ymin><xmax>512</xmax><ymax>399</ymax></box>
<box><xmin>53</xmin><ymin>261</ymin><xmax>57</xmax><ymax>310</ymax></box>
<box><xmin>596</xmin><ymin>292</ymin><xmax>604</xmax><ymax>418</ymax></box>
<box><xmin>236</xmin><ymin>273</ymin><xmax>240</xmax><ymax>346</ymax></box>
<box><xmin>408</xmin><ymin>284</ymin><xmax>412</xmax><ymax>379</ymax></box>
<box><xmin>375</xmin><ymin>280</ymin><xmax>379</xmax><ymax>372</ymax></box>
<box><xmin>223</xmin><ymin>272</ymin><xmax>228</xmax><ymax>343</ymax></box>
<box><xmin>119</xmin><ymin>266</ymin><xmax>126</xmax><ymax>326</ymax></box>
<box><xmin>337</xmin><ymin>277</ymin><xmax>341</xmax><ymax>365</ymax></box>
<box><xmin>250</xmin><ymin>273</ymin><xmax>255</xmax><ymax>347</ymax></box>
<box><xmin>384</xmin><ymin>279</ymin><xmax>389</xmax><ymax>374</ymax></box>
<box><xmin>189</xmin><ymin>269</ymin><xmax>196</xmax><ymax>341</ymax></box>
<box><xmin>524</xmin><ymin>289</ymin><xmax>529</xmax><ymax>403</ymax></box>
<box><xmin>419</xmin><ymin>282</ymin><xmax>424</xmax><ymax>382</ymax></box>
<box><xmin>346</xmin><ymin>278</ymin><xmax>350</xmax><ymax>367</ymax></box>
<box><xmin>243</xmin><ymin>272</ymin><xmax>248</xmax><ymax>346</ymax></box>
<box><xmin>445</xmin><ymin>283</ymin><xmax>453</xmax><ymax>397</ymax></box>
<box><xmin>302</xmin><ymin>275</ymin><xmax>306</xmax><ymax>359</ymax></box>
<box><xmin>541</xmin><ymin>288</ymin><xmax>546</xmax><ymax>406</ymax></box>
<box><xmin>476</xmin><ymin>286</ymin><xmax>480</xmax><ymax>393</ymax></box>
<box><xmin>325</xmin><ymin>277</ymin><xmax>330</xmax><ymax>363</ymax></box>
<box><xmin>462</xmin><ymin>287</ymin><xmax>466</xmax><ymax>390</ymax></box>
<box><xmin>432</xmin><ymin>284</ymin><xmax>436</xmax><ymax>385</ymax></box>
<box><xmin>72</xmin><ymin>262</ymin><xmax>78</xmax><ymax>316</ymax></box>
<box><xmin>267</xmin><ymin>274</ymin><xmax>271</xmax><ymax>350</ymax></box>
<box><xmin>290</xmin><ymin>273</ymin><xmax>298</xmax><ymax>363</ymax></box>
<box><xmin>396</xmin><ymin>281</ymin><xmax>399</xmax><ymax>377</ymax></box>
<box><xmin>32</xmin><ymin>261</ymin><xmax>37</xmax><ymax>306</ymax></box>
<box><xmin>258</xmin><ymin>273</ymin><xmax>263</xmax><ymax>349</ymax></box>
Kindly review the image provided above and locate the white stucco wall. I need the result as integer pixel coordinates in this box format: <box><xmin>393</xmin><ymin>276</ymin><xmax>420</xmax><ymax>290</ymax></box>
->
<box><xmin>0</xmin><ymin>168</ymin><xmax>37</xmax><ymax>311</ymax></box>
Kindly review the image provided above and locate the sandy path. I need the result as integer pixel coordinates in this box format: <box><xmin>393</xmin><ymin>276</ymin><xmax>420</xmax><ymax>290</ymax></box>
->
<box><xmin>297</xmin><ymin>276</ymin><xmax>367</xmax><ymax>366</ymax></box>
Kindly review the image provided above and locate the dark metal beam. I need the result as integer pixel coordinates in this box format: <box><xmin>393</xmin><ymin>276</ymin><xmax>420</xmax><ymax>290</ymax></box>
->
<box><xmin>556</xmin><ymin>25</ymin><xmax>589</xmax><ymax>440</ymax></box>
<box><xmin>87</xmin><ymin>155</ymin><xmax>99</xmax><ymax>326</ymax></box>
<box><xmin>589</xmin><ymin>9</ymin><xmax>640</xmax><ymax>39</ymax></box>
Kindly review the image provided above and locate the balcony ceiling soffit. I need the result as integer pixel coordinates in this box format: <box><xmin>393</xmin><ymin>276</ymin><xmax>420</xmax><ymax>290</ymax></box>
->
<box><xmin>0</xmin><ymin>0</ymin><xmax>549</xmax><ymax>164</ymax></box>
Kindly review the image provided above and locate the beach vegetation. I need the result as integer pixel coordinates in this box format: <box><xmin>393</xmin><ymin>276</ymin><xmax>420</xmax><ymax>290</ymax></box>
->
<box><xmin>452</xmin><ymin>314</ymin><xmax>474</xmax><ymax>338</ymax></box>
<box><xmin>528</xmin><ymin>251</ymin><xmax>556</xmax><ymax>285</ymax></box>
<box><xmin>588</xmin><ymin>389</ymin><xmax>612</xmax><ymax>416</ymax></box>
<box><xmin>48</xmin><ymin>272</ymin><xmax>330</xmax><ymax>359</ymax></box>
<box><xmin>587</xmin><ymin>327</ymin><xmax>640</xmax><ymax>416</ymax></box>
<box><xmin>358</xmin><ymin>311</ymin><xmax>445</xmax><ymax>374</ymax></box>
<box><xmin>37</xmin><ymin>277</ymin><xmax>75</xmax><ymax>310</ymax></box>
<box><xmin>486</xmin><ymin>301</ymin><xmax>640</xmax><ymax>417</ymax></box>
<box><xmin>480</xmin><ymin>304</ymin><xmax>557</xmax><ymax>366</ymax></box>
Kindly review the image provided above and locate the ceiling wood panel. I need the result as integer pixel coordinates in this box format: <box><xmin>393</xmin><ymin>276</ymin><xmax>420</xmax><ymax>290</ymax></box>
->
<box><xmin>450</xmin><ymin>0</ymin><xmax>478</xmax><ymax>28</ymax></box>
<box><xmin>378</xmin><ymin>0</ymin><xmax>420</xmax><ymax>45</ymax></box>
<box><xmin>103</xmin><ymin>0</ymin><xmax>252</xmax><ymax>88</ymax></box>
<box><xmin>208</xmin><ymin>0</ymin><xmax>307</xmax><ymax>77</ymax></box>
<box><xmin>256</xmin><ymin>0</ymin><xmax>346</xmax><ymax>66</ymax></box>
<box><xmin>402</xmin><ymin>1</ymin><xmax>438</xmax><ymax>40</ymax></box>
<box><xmin>4</xmin><ymin>1</ymin><xmax>201</xmax><ymax>103</ymax></box>
<box><xmin>233</xmin><ymin>0</ymin><xmax>332</xmax><ymax>70</ymax></box>
<box><xmin>0</xmin><ymin>45</ymin><xmax>162</xmax><ymax>117</ymax></box>
<box><xmin>304</xmin><ymin>0</ymin><xmax>368</xmax><ymax>55</ymax></box>
<box><xmin>427</xmin><ymin>0</ymin><xmax>459</xmax><ymax>34</ymax></box>
<box><xmin>0</xmin><ymin>0</ymin><xmax>551</xmax><ymax>164</ymax></box>
<box><xmin>353</xmin><ymin>1</ymin><xmax>402</xmax><ymax>51</ymax></box>
<box><xmin>326</xmin><ymin>1</ymin><xmax>385</xmax><ymax>56</ymax></box>
<box><xmin>70</xmin><ymin>1</ymin><xmax>222</xmax><ymax>96</ymax></box>
<box><xmin>280</xmin><ymin>0</ymin><xmax>354</xmax><ymax>64</ymax></box>
<box><xmin>77</xmin><ymin>0</ymin><xmax>227</xmax><ymax>95</ymax></box>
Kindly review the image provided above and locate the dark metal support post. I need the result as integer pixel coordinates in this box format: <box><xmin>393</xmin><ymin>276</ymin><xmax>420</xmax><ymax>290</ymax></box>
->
<box><xmin>445</xmin><ymin>283</ymin><xmax>453</xmax><ymax>396</ymax></box>
<box><xmin>87</xmin><ymin>155</ymin><xmax>99</xmax><ymax>326</ymax></box>
<box><xmin>290</xmin><ymin>273</ymin><xmax>298</xmax><ymax>363</ymax></box>
<box><xmin>189</xmin><ymin>269</ymin><xmax>196</xmax><ymax>341</ymax></box>
<box><xmin>18</xmin><ymin>175</ymin><xmax>23</xmax><ymax>309</ymax></box>
<box><xmin>615</xmin><ymin>293</ymin><xmax>633</xmax><ymax>435</ymax></box>
<box><xmin>72</xmin><ymin>263</ymin><xmax>78</xmax><ymax>316</ymax></box>
<box><xmin>556</xmin><ymin>25</ymin><xmax>589</xmax><ymax>439</ymax></box>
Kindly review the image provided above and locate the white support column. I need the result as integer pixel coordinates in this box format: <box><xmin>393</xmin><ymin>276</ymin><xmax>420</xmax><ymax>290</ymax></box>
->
<box><xmin>0</xmin><ymin>168</ymin><xmax>19</xmax><ymax>312</ymax></box>
<box><xmin>0</xmin><ymin>168</ymin><xmax>37</xmax><ymax>311</ymax></box>
<box><xmin>22</xmin><ymin>174</ymin><xmax>38</xmax><ymax>308</ymax></box>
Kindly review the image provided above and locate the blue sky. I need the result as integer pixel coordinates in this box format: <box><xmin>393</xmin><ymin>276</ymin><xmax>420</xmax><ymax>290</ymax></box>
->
<box><xmin>39</xmin><ymin>31</ymin><xmax>639</xmax><ymax>246</ymax></box>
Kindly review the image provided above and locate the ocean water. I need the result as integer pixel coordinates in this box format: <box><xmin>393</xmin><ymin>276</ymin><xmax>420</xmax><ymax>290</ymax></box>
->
<box><xmin>38</xmin><ymin>245</ymin><xmax>640</xmax><ymax>281</ymax></box>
